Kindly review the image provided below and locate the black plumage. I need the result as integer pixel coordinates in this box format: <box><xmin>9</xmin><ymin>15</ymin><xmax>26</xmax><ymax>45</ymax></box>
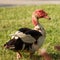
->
<box><xmin>18</xmin><ymin>28</ymin><xmax>31</xmax><ymax>33</ymax></box>
<box><xmin>4</xmin><ymin>29</ymin><xmax>42</xmax><ymax>51</ymax></box>
<box><xmin>25</xmin><ymin>30</ymin><xmax>42</xmax><ymax>40</ymax></box>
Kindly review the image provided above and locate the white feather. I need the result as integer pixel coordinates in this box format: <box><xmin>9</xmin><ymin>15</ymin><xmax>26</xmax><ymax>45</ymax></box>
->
<box><xmin>15</xmin><ymin>36</ymin><xmax>19</xmax><ymax>39</ymax></box>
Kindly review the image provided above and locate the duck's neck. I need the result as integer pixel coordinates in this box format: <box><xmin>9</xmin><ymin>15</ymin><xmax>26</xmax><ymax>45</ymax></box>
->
<box><xmin>32</xmin><ymin>15</ymin><xmax>39</xmax><ymax>26</ymax></box>
<box><xmin>32</xmin><ymin>15</ymin><xmax>46</xmax><ymax>36</ymax></box>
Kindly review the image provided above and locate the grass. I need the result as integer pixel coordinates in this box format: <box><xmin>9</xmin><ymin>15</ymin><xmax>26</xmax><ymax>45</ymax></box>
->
<box><xmin>0</xmin><ymin>5</ymin><xmax>60</xmax><ymax>60</ymax></box>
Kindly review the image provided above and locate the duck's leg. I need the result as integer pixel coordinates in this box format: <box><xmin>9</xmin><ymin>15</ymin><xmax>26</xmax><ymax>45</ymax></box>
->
<box><xmin>54</xmin><ymin>45</ymin><xmax>60</xmax><ymax>51</ymax></box>
<box><xmin>16</xmin><ymin>51</ymin><xmax>22</xmax><ymax>60</ymax></box>
<box><xmin>29</xmin><ymin>51</ymin><xmax>35</xmax><ymax>59</ymax></box>
<box><xmin>38</xmin><ymin>48</ymin><xmax>52</xmax><ymax>60</ymax></box>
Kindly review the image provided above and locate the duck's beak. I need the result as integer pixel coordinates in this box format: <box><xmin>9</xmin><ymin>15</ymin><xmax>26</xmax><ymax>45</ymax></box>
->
<box><xmin>44</xmin><ymin>16</ymin><xmax>51</xmax><ymax>20</ymax></box>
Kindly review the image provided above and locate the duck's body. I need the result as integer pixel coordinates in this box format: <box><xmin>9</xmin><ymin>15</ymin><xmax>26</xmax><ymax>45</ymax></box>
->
<box><xmin>18</xmin><ymin>28</ymin><xmax>31</xmax><ymax>33</ymax></box>
<box><xmin>4</xmin><ymin>9</ymin><xmax>51</xmax><ymax>60</ymax></box>
<box><xmin>9</xmin><ymin>29</ymin><xmax>42</xmax><ymax>51</ymax></box>
<box><xmin>13</xmin><ymin>24</ymin><xmax>45</xmax><ymax>52</ymax></box>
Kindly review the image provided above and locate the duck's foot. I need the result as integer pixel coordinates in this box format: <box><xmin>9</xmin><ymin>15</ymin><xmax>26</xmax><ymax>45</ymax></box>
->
<box><xmin>16</xmin><ymin>51</ymin><xmax>22</xmax><ymax>60</ymax></box>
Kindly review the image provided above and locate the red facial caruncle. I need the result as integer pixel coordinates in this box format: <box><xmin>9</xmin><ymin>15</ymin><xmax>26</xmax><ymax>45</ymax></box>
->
<box><xmin>33</xmin><ymin>9</ymin><xmax>48</xmax><ymax>18</ymax></box>
<box><xmin>32</xmin><ymin>9</ymin><xmax>51</xmax><ymax>26</ymax></box>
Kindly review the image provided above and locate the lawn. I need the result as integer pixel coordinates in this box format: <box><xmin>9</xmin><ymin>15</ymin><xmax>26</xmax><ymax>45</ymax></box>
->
<box><xmin>0</xmin><ymin>5</ymin><xmax>60</xmax><ymax>60</ymax></box>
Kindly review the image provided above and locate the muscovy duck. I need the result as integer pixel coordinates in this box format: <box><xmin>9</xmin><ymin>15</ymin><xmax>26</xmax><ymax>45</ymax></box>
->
<box><xmin>4</xmin><ymin>9</ymin><xmax>51</xmax><ymax>60</ymax></box>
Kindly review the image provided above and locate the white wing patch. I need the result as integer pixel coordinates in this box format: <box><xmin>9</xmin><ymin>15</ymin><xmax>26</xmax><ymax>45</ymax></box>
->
<box><xmin>15</xmin><ymin>36</ymin><xmax>19</xmax><ymax>39</ymax></box>
<box><xmin>13</xmin><ymin>32</ymin><xmax>36</xmax><ymax>43</ymax></box>
<box><xmin>11</xmin><ymin>36</ymin><xmax>19</xmax><ymax>40</ymax></box>
<box><xmin>17</xmin><ymin>32</ymin><xmax>36</xmax><ymax>43</ymax></box>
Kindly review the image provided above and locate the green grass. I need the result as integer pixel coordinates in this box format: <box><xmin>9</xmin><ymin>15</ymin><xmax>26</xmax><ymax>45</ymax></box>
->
<box><xmin>0</xmin><ymin>5</ymin><xmax>60</xmax><ymax>60</ymax></box>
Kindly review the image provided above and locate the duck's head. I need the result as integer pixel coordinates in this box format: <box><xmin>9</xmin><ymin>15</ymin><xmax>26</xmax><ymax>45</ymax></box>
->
<box><xmin>32</xmin><ymin>9</ymin><xmax>51</xmax><ymax>26</ymax></box>
<box><xmin>32</xmin><ymin>9</ymin><xmax>51</xmax><ymax>20</ymax></box>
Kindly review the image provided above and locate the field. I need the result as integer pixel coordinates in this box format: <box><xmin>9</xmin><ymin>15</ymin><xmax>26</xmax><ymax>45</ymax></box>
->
<box><xmin>0</xmin><ymin>5</ymin><xmax>60</xmax><ymax>60</ymax></box>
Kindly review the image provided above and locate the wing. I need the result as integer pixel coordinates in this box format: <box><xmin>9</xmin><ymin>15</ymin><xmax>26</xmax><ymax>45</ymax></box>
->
<box><xmin>11</xmin><ymin>30</ymin><xmax>42</xmax><ymax>44</ymax></box>
<box><xmin>13</xmin><ymin>32</ymin><xmax>36</xmax><ymax>44</ymax></box>
<box><xmin>18</xmin><ymin>28</ymin><xmax>31</xmax><ymax>33</ymax></box>
<box><xmin>25</xmin><ymin>30</ymin><xmax>42</xmax><ymax>40</ymax></box>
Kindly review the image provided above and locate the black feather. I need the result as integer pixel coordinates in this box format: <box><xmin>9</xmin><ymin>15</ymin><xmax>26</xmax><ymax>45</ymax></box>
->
<box><xmin>25</xmin><ymin>30</ymin><xmax>42</xmax><ymax>44</ymax></box>
<box><xmin>18</xmin><ymin>28</ymin><xmax>31</xmax><ymax>33</ymax></box>
<box><xmin>25</xmin><ymin>30</ymin><xmax>42</xmax><ymax>40</ymax></box>
<box><xmin>4</xmin><ymin>37</ymin><xmax>33</xmax><ymax>51</ymax></box>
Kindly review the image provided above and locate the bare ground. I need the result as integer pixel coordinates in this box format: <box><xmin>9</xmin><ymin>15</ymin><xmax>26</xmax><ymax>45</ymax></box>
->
<box><xmin>0</xmin><ymin>0</ymin><xmax>60</xmax><ymax>7</ymax></box>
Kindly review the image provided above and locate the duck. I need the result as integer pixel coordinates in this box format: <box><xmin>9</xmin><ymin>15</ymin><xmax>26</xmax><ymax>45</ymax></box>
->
<box><xmin>4</xmin><ymin>9</ymin><xmax>51</xmax><ymax>60</ymax></box>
